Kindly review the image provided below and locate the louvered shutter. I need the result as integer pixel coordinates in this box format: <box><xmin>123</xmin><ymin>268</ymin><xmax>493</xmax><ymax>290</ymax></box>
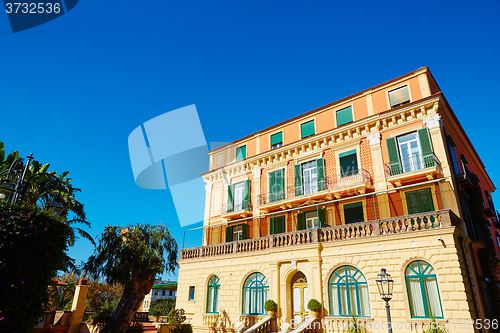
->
<box><xmin>319</xmin><ymin>208</ymin><xmax>327</xmax><ymax>227</ymax></box>
<box><xmin>241</xmin><ymin>224</ymin><xmax>248</xmax><ymax>239</ymax></box>
<box><xmin>317</xmin><ymin>158</ymin><xmax>326</xmax><ymax>191</ymax></box>
<box><xmin>271</xmin><ymin>132</ymin><xmax>283</xmax><ymax>146</ymax></box>
<box><xmin>269</xmin><ymin>170</ymin><xmax>276</xmax><ymax>203</ymax></box>
<box><xmin>301</xmin><ymin>121</ymin><xmax>315</xmax><ymax>138</ymax></box>
<box><xmin>419</xmin><ymin>188</ymin><xmax>434</xmax><ymax>213</ymax></box>
<box><xmin>297</xmin><ymin>213</ymin><xmax>306</xmax><ymax>230</ymax></box>
<box><xmin>244</xmin><ymin>179</ymin><xmax>251</xmax><ymax>210</ymax></box>
<box><xmin>226</xmin><ymin>226</ymin><xmax>233</xmax><ymax>242</ymax></box>
<box><xmin>336</xmin><ymin>106</ymin><xmax>353</xmax><ymax>126</ymax></box>
<box><xmin>418</xmin><ymin>128</ymin><xmax>434</xmax><ymax>168</ymax></box>
<box><xmin>294</xmin><ymin>164</ymin><xmax>303</xmax><ymax>196</ymax></box>
<box><xmin>227</xmin><ymin>184</ymin><xmax>234</xmax><ymax>213</ymax></box>
<box><xmin>271</xmin><ymin>216</ymin><xmax>286</xmax><ymax>234</ymax></box>
<box><xmin>386</xmin><ymin>137</ymin><xmax>402</xmax><ymax>176</ymax></box>
<box><xmin>276</xmin><ymin>169</ymin><xmax>285</xmax><ymax>201</ymax></box>
<box><xmin>405</xmin><ymin>191</ymin><xmax>420</xmax><ymax>215</ymax></box>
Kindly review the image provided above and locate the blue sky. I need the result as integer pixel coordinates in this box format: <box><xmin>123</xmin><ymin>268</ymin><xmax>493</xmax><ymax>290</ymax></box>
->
<box><xmin>1</xmin><ymin>0</ymin><xmax>499</xmax><ymax>280</ymax></box>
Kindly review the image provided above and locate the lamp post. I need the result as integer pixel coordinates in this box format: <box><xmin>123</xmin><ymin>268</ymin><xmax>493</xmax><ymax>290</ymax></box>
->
<box><xmin>376</xmin><ymin>268</ymin><xmax>394</xmax><ymax>333</ymax></box>
<box><xmin>0</xmin><ymin>153</ymin><xmax>64</xmax><ymax>215</ymax></box>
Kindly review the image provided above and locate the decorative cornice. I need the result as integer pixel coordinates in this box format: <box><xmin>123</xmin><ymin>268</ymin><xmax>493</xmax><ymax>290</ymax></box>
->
<box><xmin>203</xmin><ymin>97</ymin><xmax>441</xmax><ymax>184</ymax></box>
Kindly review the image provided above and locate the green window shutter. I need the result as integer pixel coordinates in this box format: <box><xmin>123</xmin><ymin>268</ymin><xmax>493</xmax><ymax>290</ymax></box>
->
<box><xmin>226</xmin><ymin>226</ymin><xmax>233</xmax><ymax>242</ymax></box>
<box><xmin>271</xmin><ymin>132</ymin><xmax>283</xmax><ymax>146</ymax></box>
<box><xmin>316</xmin><ymin>158</ymin><xmax>326</xmax><ymax>191</ymax></box>
<box><xmin>294</xmin><ymin>164</ymin><xmax>303</xmax><ymax>196</ymax></box>
<box><xmin>339</xmin><ymin>150</ymin><xmax>358</xmax><ymax>177</ymax></box>
<box><xmin>236</xmin><ymin>146</ymin><xmax>247</xmax><ymax>161</ymax></box>
<box><xmin>418</xmin><ymin>128</ymin><xmax>434</xmax><ymax>167</ymax></box>
<box><xmin>241</xmin><ymin>224</ymin><xmax>248</xmax><ymax>239</ymax></box>
<box><xmin>301</xmin><ymin>120</ymin><xmax>315</xmax><ymax>139</ymax></box>
<box><xmin>277</xmin><ymin>169</ymin><xmax>285</xmax><ymax>200</ymax></box>
<box><xmin>406</xmin><ymin>191</ymin><xmax>420</xmax><ymax>215</ymax></box>
<box><xmin>319</xmin><ymin>208</ymin><xmax>327</xmax><ymax>227</ymax></box>
<box><xmin>419</xmin><ymin>188</ymin><xmax>434</xmax><ymax>213</ymax></box>
<box><xmin>244</xmin><ymin>179</ymin><xmax>251</xmax><ymax>210</ymax></box>
<box><xmin>227</xmin><ymin>184</ymin><xmax>234</xmax><ymax>213</ymax></box>
<box><xmin>344</xmin><ymin>202</ymin><xmax>364</xmax><ymax>224</ymax></box>
<box><xmin>270</xmin><ymin>216</ymin><xmax>275</xmax><ymax>235</ymax></box>
<box><xmin>336</xmin><ymin>106</ymin><xmax>353</xmax><ymax>126</ymax></box>
<box><xmin>269</xmin><ymin>170</ymin><xmax>276</xmax><ymax>203</ymax></box>
<box><xmin>386</xmin><ymin>137</ymin><xmax>402</xmax><ymax>175</ymax></box>
<box><xmin>271</xmin><ymin>216</ymin><xmax>286</xmax><ymax>234</ymax></box>
<box><xmin>297</xmin><ymin>212</ymin><xmax>306</xmax><ymax>230</ymax></box>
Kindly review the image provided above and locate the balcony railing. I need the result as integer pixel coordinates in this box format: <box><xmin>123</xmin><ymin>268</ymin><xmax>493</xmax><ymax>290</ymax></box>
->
<box><xmin>484</xmin><ymin>196</ymin><xmax>495</xmax><ymax>218</ymax></box>
<box><xmin>385</xmin><ymin>153</ymin><xmax>440</xmax><ymax>177</ymax></box>
<box><xmin>258</xmin><ymin>169</ymin><xmax>372</xmax><ymax>206</ymax></box>
<box><xmin>223</xmin><ymin>199</ymin><xmax>251</xmax><ymax>214</ymax></box>
<box><xmin>179</xmin><ymin>209</ymin><xmax>461</xmax><ymax>260</ymax></box>
<box><xmin>453</xmin><ymin>161</ymin><xmax>473</xmax><ymax>188</ymax></box>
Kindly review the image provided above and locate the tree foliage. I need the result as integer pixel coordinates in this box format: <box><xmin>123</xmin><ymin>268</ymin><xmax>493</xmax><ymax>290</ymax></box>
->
<box><xmin>0</xmin><ymin>204</ymin><xmax>74</xmax><ymax>333</ymax></box>
<box><xmin>149</xmin><ymin>299</ymin><xmax>175</xmax><ymax>316</ymax></box>
<box><xmin>84</xmin><ymin>224</ymin><xmax>178</xmax><ymax>333</ymax></box>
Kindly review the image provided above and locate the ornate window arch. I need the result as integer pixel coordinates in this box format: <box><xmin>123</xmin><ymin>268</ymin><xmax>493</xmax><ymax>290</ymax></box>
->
<box><xmin>405</xmin><ymin>261</ymin><xmax>443</xmax><ymax>318</ymax></box>
<box><xmin>206</xmin><ymin>275</ymin><xmax>220</xmax><ymax>313</ymax></box>
<box><xmin>328</xmin><ymin>266</ymin><xmax>370</xmax><ymax>317</ymax></box>
<box><xmin>242</xmin><ymin>272</ymin><xmax>269</xmax><ymax>315</ymax></box>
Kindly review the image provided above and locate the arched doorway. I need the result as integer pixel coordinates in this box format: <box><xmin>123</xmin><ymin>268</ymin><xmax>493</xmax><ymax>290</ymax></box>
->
<box><xmin>291</xmin><ymin>272</ymin><xmax>308</xmax><ymax>324</ymax></box>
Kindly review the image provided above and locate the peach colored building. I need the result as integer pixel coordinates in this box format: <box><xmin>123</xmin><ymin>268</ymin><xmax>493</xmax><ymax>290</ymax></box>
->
<box><xmin>177</xmin><ymin>68</ymin><xmax>500</xmax><ymax>333</ymax></box>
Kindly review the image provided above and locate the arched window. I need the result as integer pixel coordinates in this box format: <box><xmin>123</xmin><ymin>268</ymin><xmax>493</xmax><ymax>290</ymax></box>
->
<box><xmin>405</xmin><ymin>261</ymin><xmax>443</xmax><ymax>318</ymax></box>
<box><xmin>328</xmin><ymin>266</ymin><xmax>370</xmax><ymax>317</ymax></box>
<box><xmin>207</xmin><ymin>275</ymin><xmax>220</xmax><ymax>313</ymax></box>
<box><xmin>242</xmin><ymin>272</ymin><xmax>269</xmax><ymax>315</ymax></box>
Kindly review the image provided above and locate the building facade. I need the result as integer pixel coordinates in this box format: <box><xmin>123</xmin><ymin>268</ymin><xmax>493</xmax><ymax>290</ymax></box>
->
<box><xmin>141</xmin><ymin>281</ymin><xmax>177</xmax><ymax>313</ymax></box>
<box><xmin>176</xmin><ymin>68</ymin><xmax>500</xmax><ymax>333</ymax></box>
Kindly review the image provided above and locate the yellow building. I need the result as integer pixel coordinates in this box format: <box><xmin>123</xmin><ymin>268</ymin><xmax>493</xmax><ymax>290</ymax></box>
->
<box><xmin>176</xmin><ymin>67</ymin><xmax>500</xmax><ymax>333</ymax></box>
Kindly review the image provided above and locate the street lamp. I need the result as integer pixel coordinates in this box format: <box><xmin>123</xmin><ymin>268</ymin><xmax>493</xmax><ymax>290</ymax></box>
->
<box><xmin>0</xmin><ymin>153</ymin><xmax>64</xmax><ymax>214</ymax></box>
<box><xmin>376</xmin><ymin>268</ymin><xmax>394</xmax><ymax>333</ymax></box>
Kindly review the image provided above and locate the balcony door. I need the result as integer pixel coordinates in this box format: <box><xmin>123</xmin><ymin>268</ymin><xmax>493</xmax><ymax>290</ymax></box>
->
<box><xmin>291</xmin><ymin>272</ymin><xmax>308</xmax><ymax>324</ymax></box>
<box><xmin>234</xmin><ymin>182</ymin><xmax>245</xmax><ymax>211</ymax></box>
<box><xmin>397</xmin><ymin>133</ymin><xmax>423</xmax><ymax>173</ymax></box>
<box><xmin>302</xmin><ymin>161</ymin><xmax>317</xmax><ymax>195</ymax></box>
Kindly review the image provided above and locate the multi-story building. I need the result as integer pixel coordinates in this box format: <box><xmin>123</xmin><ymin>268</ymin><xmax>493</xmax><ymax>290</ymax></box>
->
<box><xmin>141</xmin><ymin>280</ymin><xmax>177</xmax><ymax>312</ymax></box>
<box><xmin>176</xmin><ymin>67</ymin><xmax>499</xmax><ymax>333</ymax></box>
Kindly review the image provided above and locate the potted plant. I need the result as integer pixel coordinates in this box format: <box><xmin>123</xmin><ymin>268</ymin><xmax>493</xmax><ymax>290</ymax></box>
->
<box><xmin>87</xmin><ymin>313</ymin><xmax>98</xmax><ymax>324</ymax></box>
<box><xmin>307</xmin><ymin>299</ymin><xmax>321</xmax><ymax>318</ymax></box>
<box><xmin>150</xmin><ymin>308</ymin><xmax>161</xmax><ymax>322</ymax></box>
<box><xmin>264</xmin><ymin>300</ymin><xmax>278</xmax><ymax>317</ymax></box>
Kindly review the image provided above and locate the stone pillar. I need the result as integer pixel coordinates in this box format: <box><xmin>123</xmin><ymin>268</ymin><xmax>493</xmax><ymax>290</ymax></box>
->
<box><xmin>69</xmin><ymin>279</ymin><xmax>89</xmax><ymax>333</ymax></box>
<box><xmin>252</xmin><ymin>169</ymin><xmax>262</xmax><ymax>238</ymax></box>
<box><xmin>367</xmin><ymin>132</ymin><xmax>390</xmax><ymax>218</ymax></box>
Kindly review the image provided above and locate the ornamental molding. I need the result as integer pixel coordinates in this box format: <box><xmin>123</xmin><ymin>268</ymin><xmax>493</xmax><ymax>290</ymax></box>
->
<box><xmin>203</xmin><ymin>97</ymin><xmax>441</xmax><ymax>184</ymax></box>
<box><xmin>205</xmin><ymin>184</ymin><xmax>212</xmax><ymax>194</ymax></box>
<box><xmin>295</xmin><ymin>151</ymin><xmax>323</xmax><ymax>164</ymax></box>
<box><xmin>264</xmin><ymin>161</ymin><xmax>288</xmax><ymax>173</ymax></box>
<box><xmin>252</xmin><ymin>169</ymin><xmax>261</xmax><ymax>180</ymax></box>
<box><xmin>423</xmin><ymin>114</ymin><xmax>442</xmax><ymax>129</ymax></box>
<box><xmin>366</xmin><ymin>132</ymin><xmax>381</xmax><ymax>146</ymax></box>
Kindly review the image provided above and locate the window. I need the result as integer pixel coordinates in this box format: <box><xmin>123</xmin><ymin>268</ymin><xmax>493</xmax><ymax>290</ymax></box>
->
<box><xmin>386</xmin><ymin>128</ymin><xmax>434</xmax><ymax>176</ymax></box>
<box><xmin>388</xmin><ymin>86</ymin><xmax>410</xmax><ymax>108</ymax></box>
<box><xmin>301</xmin><ymin>120</ymin><xmax>315</xmax><ymax>139</ymax></box>
<box><xmin>343</xmin><ymin>202</ymin><xmax>364</xmax><ymax>224</ymax></box>
<box><xmin>225</xmin><ymin>223</ymin><xmax>248</xmax><ymax>242</ymax></box>
<box><xmin>270</xmin><ymin>215</ymin><xmax>286</xmax><ymax>234</ymax></box>
<box><xmin>169</xmin><ymin>290</ymin><xmax>173</xmax><ymax>296</ymax></box>
<box><xmin>188</xmin><ymin>286</ymin><xmax>195</xmax><ymax>301</ymax></box>
<box><xmin>339</xmin><ymin>150</ymin><xmax>358</xmax><ymax>178</ymax></box>
<box><xmin>236</xmin><ymin>145</ymin><xmax>247</xmax><ymax>161</ymax></box>
<box><xmin>336</xmin><ymin>106</ymin><xmax>353</xmax><ymax>127</ymax></box>
<box><xmin>227</xmin><ymin>180</ymin><xmax>251</xmax><ymax>212</ymax></box>
<box><xmin>328</xmin><ymin>266</ymin><xmax>370</xmax><ymax>317</ymax></box>
<box><xmin>207</xmin><ymin>275</ymin><xmax>220</xmax><ymax>313</ymax></box>
<box><xmin>405</xmin><ymin>261</ymin><xmax>443</xmax><ymax>318</ymax></box>
<box><xmin>242</xmin><ymin>272</ymin><xmax>269</xmax><ymax>315</ymax></box>
<box><xmin>297</xmin><ymin>209</ymin><xmax>326</xmax><ymax>230</ymax></box>
<box><xmin>269</xmin><ymin>169</ymin><xmax>285</xmax><ymax>203</ymax></box>
<box><xmin>154</xmin><ymin>290</ymin><xmax>158</xmax><ymax>296</ymax></box>
<box><xmin>271</xmin><ymin>132</ymin><xmax>283</xmax><ymax>149</ymax></box>
<box><xmin>447</xmin><ymin>139</ymin><xmax>460</xmax><ymax>176</ymax></box>
<box><xmin>294</xmin><ymin>158</ymin><xmax>325</xmax><ymax>196</ymax></box>
<box><xmin>162</xmin><ymin>290</ymin><xmax>166</xmax><ymax>296</ymax></box>
<box><xmin>405</xmin><ymin>188</ymin><xmax>434</xmax><ymax>214</ymax></box>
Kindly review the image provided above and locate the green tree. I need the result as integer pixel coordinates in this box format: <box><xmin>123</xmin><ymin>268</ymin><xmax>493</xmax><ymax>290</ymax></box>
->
<box><xmin>83</xmin><ymin>224</ymin><xmax>178</xmax><ymax>333</ymax></box>
<box><xmin>148</xmin><ymin>299</ymin><xmax>176</xmax><ymax>316</ymax></box>
<box><xmin>0</xmin><ymin>205</ymin><xmax>74</xmax><ymax>333</ymax></box>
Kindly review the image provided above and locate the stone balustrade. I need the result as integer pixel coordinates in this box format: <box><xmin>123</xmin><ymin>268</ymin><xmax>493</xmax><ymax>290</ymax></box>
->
<box><xmin>179</xmin><ymin>209</ymin><xmax>461</xmax><ymax>261</ymax></box>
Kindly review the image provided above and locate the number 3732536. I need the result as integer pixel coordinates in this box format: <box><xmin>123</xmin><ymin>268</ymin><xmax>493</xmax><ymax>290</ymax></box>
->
<box><xmin>5</xmin><ymin>3</ymin><xmax>61</xmax><ymax>14</ymax></box>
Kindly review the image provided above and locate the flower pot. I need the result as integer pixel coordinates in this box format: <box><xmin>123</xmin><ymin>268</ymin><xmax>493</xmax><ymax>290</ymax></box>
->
<box><xmin>267</xmin><ymin>310</ymin><xmax>275</xmax><ymax>317</ymax></box>
<box><xmin>90</xmin><ymin>318</ymin><xmax>96</xmax><ymax>324</ymax></box>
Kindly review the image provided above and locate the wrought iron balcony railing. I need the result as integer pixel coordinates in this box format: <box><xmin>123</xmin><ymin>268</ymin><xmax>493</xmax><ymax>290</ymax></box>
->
<box><xmin>385</xmin><ymin>153</ymin><xmax>440</xmax><ymax>177</ymax></box>
<box><xmin>223</xmin><ymin>199</ymin><xmax>252</xmax><ymax>214</ymax></box>
<box><xmin>257</xmin><ymin>169</ymin><xmax>372</xmax><ymax>206</ymax></box>
<box><xmin>453</xmin><ymin>161</ymin><xmax>473</xmax><ymax>188</ymax></box>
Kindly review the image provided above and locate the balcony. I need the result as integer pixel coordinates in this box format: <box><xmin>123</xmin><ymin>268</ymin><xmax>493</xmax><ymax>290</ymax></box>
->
<box><xmin>453</xmin><ymin>161</ymin><xmax>473</xmax><ymax>189</ymax></box>
<box><xmin>483</xmin><ymin>196</ymin><xmax>495</xmax><ymax>218</ymax></box>
<box><xmin>222</xmin><ymin>199</ymin><xmax>252</xmax><ymax>220</ymax></box>
<box><xmin>257</xmin><ymin>169</ymin><xmax>372</xmax><ymax>209</ymax></box>
<box><xmin>385</xmin><ymin>153</ymin><xmax>442</xmax><ymax>186</ymax></box>
<box><xmin>179</xmin><ymin>209</ymin><xmax>461</xmax><ymax>260</ymax></box>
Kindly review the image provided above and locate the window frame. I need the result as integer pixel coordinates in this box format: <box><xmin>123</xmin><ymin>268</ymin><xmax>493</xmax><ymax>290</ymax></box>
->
<box><xmin>402</xmin><ymin>186</ymin><xmax>437</xmax><ymax>215</ymax></box>
<box><xmin>188</xmin><ymin>286</ymin><xmax>195</xmax><ymax>301</ymax></box>
<box><xmin>405</xmin><ymin>261</ymin><xmax>444</xmax><ymax>319</ymax></box>
<box><xmin>388</xmin><ymin>85</ymin><xmax>411</xmax><ymax>108</ymax></box>
<box><xmin>271</xmin><ymin>132</ymin><xmax>283</xmax><ymax>149</ymax></box>
<box><xmin>328</xmin><ymin>266</ymin><xmax>370</xmax><ymax>317</ymax></box>
<box><xmin>206</xmin><ymin>275</ymin><xmax>221</xmax><ymax>314</ymax></box>
<box><xmin>242</xmin><ymin>272</ymin><xmax>269</xmax><ymax>315</ymax></box>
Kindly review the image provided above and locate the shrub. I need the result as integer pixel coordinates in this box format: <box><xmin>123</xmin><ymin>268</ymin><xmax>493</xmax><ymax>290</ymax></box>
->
<box><xmin>126</xmin><ymin>322</ymin><xmax>145</xmax><ymax>333</ymax></box>
<box><xmin>171</xmin><ymin>324</ymin><xmax>192</xmax><ymax>333</ymax></box>
<box><xmin>150</xmin><ymin>308</ymin><xmax>161</xmax><ymax>317</ymax></box>
<box><xmin>264</xmin><ymin>300</ymin><xmax>278</xmax><ymax>312</ymax></box>
<box><xmin>307</xmin><ymin>299</ymin><xmax>322</xmax><ymax>312</ymax></box>
<box><xmin>167</xmin><ymin>308</ymin><xmax>186</xmax><ymax>325</ymax></box>
<box><xmin>148</xmin><ymin>298</ymin><xmax>175</xmax><ymax>316</ymax></box>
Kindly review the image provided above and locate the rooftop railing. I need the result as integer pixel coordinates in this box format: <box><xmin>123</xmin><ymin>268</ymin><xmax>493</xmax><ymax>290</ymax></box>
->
<box><xmin>179</xmin><ymin>209</ymin><xmax>461</xmax><ymax>260</ymax></box>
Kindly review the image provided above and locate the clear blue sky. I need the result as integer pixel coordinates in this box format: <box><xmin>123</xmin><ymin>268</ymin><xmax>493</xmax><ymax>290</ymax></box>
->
<box><xmin>1</xmin><ymin>0</ymin><xmax>499</xmax><ymax>280</ymax></box>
